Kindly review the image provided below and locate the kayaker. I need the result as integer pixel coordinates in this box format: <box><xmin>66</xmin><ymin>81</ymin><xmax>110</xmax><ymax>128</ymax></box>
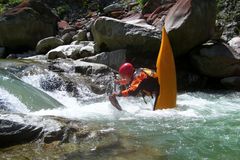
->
<box><xmin>112</xmin><ymin>63</ymin><xmax>160</xmax><ymax>108</ymax></box>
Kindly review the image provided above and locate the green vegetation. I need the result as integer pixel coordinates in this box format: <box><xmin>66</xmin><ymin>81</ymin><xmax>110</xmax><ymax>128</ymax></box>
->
<box><xmin>5</xmin><ymin>0</ymin><xmax>22</xmax><ymax>5</ymax></box>
<box><xmin>56</xmin><ymin>4</ymin><xmax>70</xmax><ymax>18</ymax></box>
<box><xmin>215</xmin><ymin>0</ymin><xmax>240</xmax><ymax>39</ymax></box>
<box><xmin>137</xmin><ymin>0</ymin><xmax>149</xmax><ymax>7</ymax></box>
<box><xmin>0</xmin><ymin>4</ymin><xmax>5</xmax><ymax>14</ymax></box>
<box><xmin>0</xmin><ymin>0</ymin><xmax>23</xmax><ymax>14</ymax></box>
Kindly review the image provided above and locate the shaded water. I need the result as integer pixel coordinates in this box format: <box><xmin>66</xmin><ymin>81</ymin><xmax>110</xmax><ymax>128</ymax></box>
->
<box><xmin>0</xmin><ymin>61</ymin><xmax>240</xmax><ymax>159</ymax></box>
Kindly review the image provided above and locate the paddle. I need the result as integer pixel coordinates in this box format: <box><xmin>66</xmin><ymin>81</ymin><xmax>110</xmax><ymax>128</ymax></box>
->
<box><xmin>109</xmin><ymin>95</ymin><xmax>122</xmax><ymax>111</ymax></box>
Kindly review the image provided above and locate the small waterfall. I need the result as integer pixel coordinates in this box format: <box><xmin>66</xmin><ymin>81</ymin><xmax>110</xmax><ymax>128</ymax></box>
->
<box><xmin>0</xmin><ymin>69</ymin><xmax>63</xmax><ymax>111</ymax></box>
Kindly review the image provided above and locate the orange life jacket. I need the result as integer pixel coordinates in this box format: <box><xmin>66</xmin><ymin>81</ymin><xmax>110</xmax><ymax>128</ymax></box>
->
<box><xmin>120</xmin><ymin>68</ymin><xmax>159</xmax><ymax>97</ymax></box>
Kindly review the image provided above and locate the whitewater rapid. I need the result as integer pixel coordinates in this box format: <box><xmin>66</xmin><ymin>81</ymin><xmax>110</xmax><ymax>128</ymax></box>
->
<box><xmin>1</xmin><ymin>70</ymin><xmax>240</xmax><ymax>159</ymax></box>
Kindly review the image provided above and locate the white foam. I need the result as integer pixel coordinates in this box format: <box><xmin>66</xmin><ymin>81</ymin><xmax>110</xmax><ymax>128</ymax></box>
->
<box><xmin>0</xmin><ymin>87</ymin><xmax>29</xmax><ymax>113</ymax></box>
<box><xmin>20</xmin><ymin>72</ymin><xmax>240</xmax><ymax>122</ymax></box>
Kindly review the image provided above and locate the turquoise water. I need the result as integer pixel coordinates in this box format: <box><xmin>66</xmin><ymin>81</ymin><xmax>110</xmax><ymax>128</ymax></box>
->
<box><xmin>31</xmin><ymin>90</ymin><xmax>240</xmax><ymax>159</ymax></box>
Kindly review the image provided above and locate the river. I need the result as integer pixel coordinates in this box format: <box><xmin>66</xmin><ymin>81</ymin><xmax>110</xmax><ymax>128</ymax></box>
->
<box><xmin>0</xmin><ymin>60</ymin><xmax>240</xmax><ymax>159</ymax></box>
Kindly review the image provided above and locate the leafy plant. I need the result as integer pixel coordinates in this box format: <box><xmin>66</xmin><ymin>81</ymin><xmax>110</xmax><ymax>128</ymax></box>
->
<box><xmin>8</xmin><ymin>0</ymin><xmax>22</xmax><ymax>5</ymax></box>
<box><xmin>137</xmin><ymin>0</ymin><xmax>149</xmax><ymax>7</ymax></box>
<box><xmin>0</xmin><ymin>4</ymin><xmax>5</xmax><ymax>15</ymax></box>
<box><xmin>56</xmin><ymin>4</ymin><xmax>70</xmax><ymax>18</ymax></box>
<box><xmin>0</xmin><ymin>0</ymin><xmax>22</xmax><ymax>14</ymax></box>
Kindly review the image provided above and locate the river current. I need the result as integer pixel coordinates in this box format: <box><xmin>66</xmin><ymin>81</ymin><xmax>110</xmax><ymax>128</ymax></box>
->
<box><xmin>0</xmin><ymin>61</ymin><xmax>240</xmax><ymax>159</ymax></box>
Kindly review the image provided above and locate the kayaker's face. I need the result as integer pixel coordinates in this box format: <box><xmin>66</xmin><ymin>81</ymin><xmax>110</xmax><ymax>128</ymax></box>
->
<box><xmin>120</xmin><ymin>74</ymin><xmax>132</xmax><ymax>85</ymax></box>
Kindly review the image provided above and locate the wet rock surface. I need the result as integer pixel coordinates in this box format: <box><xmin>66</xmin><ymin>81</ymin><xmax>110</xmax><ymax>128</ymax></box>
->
<box><xmin>0</xmin><ymin>119</ymin><xmax>43</xmax><ymax>148</ymax></box>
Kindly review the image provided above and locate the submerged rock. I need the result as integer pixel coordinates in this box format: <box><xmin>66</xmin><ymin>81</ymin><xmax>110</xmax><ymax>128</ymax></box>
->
<box><xmin>40</xmin><ymin>74</ymin><xmax>64</xmax><ymax>91</ymax></box>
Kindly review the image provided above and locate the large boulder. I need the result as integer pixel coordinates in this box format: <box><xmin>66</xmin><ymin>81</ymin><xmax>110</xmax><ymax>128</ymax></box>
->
<box><xmin>91</xmin><ymin>16</ymin><xmax>161</xmax><ymax>58</ymax></box>
<box><xmin>165</xmin><ymin>0</ymin><xmax>216</xmax><ymax>57</ymax></box>
<box><xmin>36</xmin><ymin>37</ymin><xmax>64</xmax><ymax>54</ymax></box>
<box><xmin>0</xmin><ymin>0</ymin><xmax>59</xmax><ymax>50</ymax></box>
<box><xmin>190</xmin><ymin>42</ymin><xmax>240</xmax><ymax>77</ymax></box>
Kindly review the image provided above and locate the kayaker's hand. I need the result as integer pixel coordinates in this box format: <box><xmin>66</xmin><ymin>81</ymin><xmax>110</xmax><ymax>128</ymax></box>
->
<box><xmin>114</xmin><ymin>79</ymin><xmax>128</xmax><ymax>85</ymax></box>
<box><xmin>112</xmin><ymin>92</ymin><xmax>120</xmax><ymax>97</ymax></box>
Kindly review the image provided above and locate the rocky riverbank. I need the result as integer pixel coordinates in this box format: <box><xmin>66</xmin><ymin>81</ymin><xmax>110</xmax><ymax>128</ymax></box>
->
<box><xmin>0</xmin><ymin>0</ymin><xmax>239</xmax><ymax>91</ymax></box>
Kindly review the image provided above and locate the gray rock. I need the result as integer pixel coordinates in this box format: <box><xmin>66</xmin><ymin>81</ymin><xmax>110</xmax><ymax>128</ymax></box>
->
<box><xmin>0</xmin><ymin>119</ymin><xmax>43</xmax><ymax>148</ymax></box>
<box><xmin>103</xmin><ymin>3</ymin><xmax>125</xmax><ymax>14</ymax></box>
<box><xmin>47</xmin><ymin>45</ymin><xmax>81</xmax><ymax>60</ymax></box>
<box><xmin>80</xmin><ymin>45</ymin><xmax>95</xmax><ymax>57</ymax></box>
<box><xmin>36</xmin><ymin>37</ymin><xmax>64</xmax><ymax>54</ymax></box>
<box><xmin>86</xmin><ymin>32</ymin><xmax>93</xmax><ymax>41</ymax></box>
<box><xmin>70</xmin><ymin>41</ymin><xmax>95</xmax><ymax>59</ymax></box>
<box><xmin>221</xmin><ymin>76</ymin><xmax>240</xmax><ymax>90</ymax></box>
<box><xmin>61</xmin><ymin>27</ymin><xmax>76</xmax><ymax>35</ymax></box>
<box><xmin>70</xmin><ymin>40</ymin><xmax>93</xmax><ymax>46</ymax></box>
<box><xmin>47</xmin><ymin>50</ymin><xmax>67</xmax><ymax>60</ymax></box>
<box><xmin>228</xmin><ymin>37</ymin><xmax>240</xmax><ymax>54</ymax></box>
<box><xmin>190</xmin><ymin>42</ymin><xmax>240</xmax><ymax>77</ymax></box>
<box><xmin>74</xmin><ymin>60</ymin><xmax>111</xmax><ymax>75</ymax></box>
<box><xmin>72</xmin><ymin>29</ymin><xmax>87</xmax><ymax>41</ymax></box>
<box><xmin>91</xmin><ymin>16</ymin><xmax>161</xmax><ymax>58</ymax></box>
<box><xmin>82</xmin><ymin>49</ymin><xmax>126</xmax><ymax>70</ymax></box>
<box><xmin>40</xmin><ymin>75</ymin><xmax>64</xmax><ymax>91</ymax></box>
<box><xmin>61</xmin><ymin>33</ymin><xmax>74</xmax><ymax>45</ymax></box>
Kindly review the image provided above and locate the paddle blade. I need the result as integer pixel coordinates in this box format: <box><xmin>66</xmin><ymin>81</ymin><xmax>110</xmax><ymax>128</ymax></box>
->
<box><xmin>109</xmin><ymin>95</ymin><xmax>122</xmax><ymax>111</ymax></box>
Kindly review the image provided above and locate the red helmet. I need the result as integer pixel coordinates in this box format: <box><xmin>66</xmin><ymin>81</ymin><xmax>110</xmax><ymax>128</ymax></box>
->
<box><xmin>119</xmin><ymin>63</ymin><xmax>134</xmax><ymax>78</ymax></box>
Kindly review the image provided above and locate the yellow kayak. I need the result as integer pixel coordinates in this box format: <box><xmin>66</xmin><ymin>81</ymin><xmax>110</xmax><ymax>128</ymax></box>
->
<box><xmin>154</xmin><ymin>26</ymin><xmax>177</xmax><ymax>110</ymax></box>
